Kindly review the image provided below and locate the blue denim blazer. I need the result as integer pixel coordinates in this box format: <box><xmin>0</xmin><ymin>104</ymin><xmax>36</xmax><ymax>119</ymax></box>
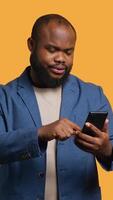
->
<box><xmin>0</xmin><ymin>67</ymin><xmax>113</xmax><ymax>200</ymax></box>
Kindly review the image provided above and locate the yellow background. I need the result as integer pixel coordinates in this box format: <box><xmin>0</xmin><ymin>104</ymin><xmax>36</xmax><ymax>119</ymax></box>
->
<box><xmin>0</xmin><ymin>1</ymin><xmax>113</xmax><ymax>199</ymax></box>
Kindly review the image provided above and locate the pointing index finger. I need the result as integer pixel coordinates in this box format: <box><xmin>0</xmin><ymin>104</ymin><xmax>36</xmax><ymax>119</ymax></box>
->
<box><xmin>66</xmin><ymin>119</ymin><xmax>81</xmax><ymax>131</ymax></box>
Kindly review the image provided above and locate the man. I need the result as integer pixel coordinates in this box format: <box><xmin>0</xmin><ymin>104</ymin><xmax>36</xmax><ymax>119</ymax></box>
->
<box><xmin>0</xmin><ymin>14</ymin><xmax>113</xmax><ymax>200</ymax></box>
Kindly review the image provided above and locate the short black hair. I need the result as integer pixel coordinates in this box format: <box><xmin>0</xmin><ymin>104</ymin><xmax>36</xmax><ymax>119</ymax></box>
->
<box><xmin>31</xmin><ymin>14</ymin><xmax>76</xmax><ymax>41</ymax></box>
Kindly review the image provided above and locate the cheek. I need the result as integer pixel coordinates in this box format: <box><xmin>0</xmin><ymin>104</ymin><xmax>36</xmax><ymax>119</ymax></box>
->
<box><xmin>67</xmin><ymin>56</ymin><xmax>74</xmax><ymax>66</ymax></box>
<box><xmin>37</xmin><ymin>50</ymin><xmax>53</xmax><ymax>66</ymax></box>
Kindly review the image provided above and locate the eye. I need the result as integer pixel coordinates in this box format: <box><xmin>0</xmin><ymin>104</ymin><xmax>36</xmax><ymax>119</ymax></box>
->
<box><xmin>65</xmin><ymin>49</ymin><xmax>74</xmax><ymax>55</ymax></box>
<box><xmin>47</xmin><ymin>46</ymin><xmax>56</xmax><ymax>53</ymax></box>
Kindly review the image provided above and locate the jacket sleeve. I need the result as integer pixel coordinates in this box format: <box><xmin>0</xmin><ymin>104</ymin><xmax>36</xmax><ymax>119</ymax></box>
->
<box><xmin>0</xmin><ymin>101</ymin><xmax>47</xmax><ymax>164</ymax></box>
<box><xmin>93</xmin><ymin>87</ymin><xmax>113</xmax><ymax>171</ymax></box>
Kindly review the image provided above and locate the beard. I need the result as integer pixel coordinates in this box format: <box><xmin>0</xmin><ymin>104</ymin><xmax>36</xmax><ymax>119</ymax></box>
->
<box><xmin>30</xmin><ymin>53</ymin><xmax>72</xmax><ymax>88</ymax></box>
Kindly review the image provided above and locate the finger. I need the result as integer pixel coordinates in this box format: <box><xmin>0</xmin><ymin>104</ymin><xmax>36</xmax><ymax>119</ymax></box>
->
<box><xmin>56</xmin><ymin>127</ymin><xmax>72</xmax><ymax>140</ymax></box>
<box><xmin>60</xmin><ymin>122</ymin><xmax>74</xmax><ymax>136</ymax></box>
<box><xmin>102</xmin><ymin>119</ymin><xmax>109</xmax><ymax>133</ymax></box>
<box><xmin>75</xmin><ymin>138</ymin><xmax>95</xmax><ymax>152</ymax></box>
<box><xmin>75</xmin><ymin>130</ymin><xmax>99</xmax><ymax>145</ymax></box>
<box><xmin>65</xmin><ymin>119</ymin><xmax>81</xmax><ymax>131</ymax></box>
<box><xmin>85</xmin><ymin>122</ymin><xmax>102</xmax><ymax>137</ymax></box>
<box><xmin>60</xmin><ymin>127</ymin><xmax>71</xmax><ymax>138</ymax></box>
<box><xmin>67</xmin><ymin>128</ymin><xmax>75</xmax><ymax>136</ymax></box>
<box><xmin>60</xmin><ymin>118</ymin><xmax>80</xmax><ymax>131</ymax></box>
<box><xmin>55</xmin><ymin>131</ymin><xmax>68</xmax><ymax>140</ymax></box>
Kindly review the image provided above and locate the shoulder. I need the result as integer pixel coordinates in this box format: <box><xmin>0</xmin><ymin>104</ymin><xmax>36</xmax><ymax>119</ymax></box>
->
<box><xmin>69</xmin><ymin>74</ymin><xmax>102</xmax><ymax>92</ymax></box>
<box><xmin>0</xmin><ymin>67</ymin><xmax>29</xmax><ymax>95</ymax></box>
<box><xmin>0</xmin><ymin>78</ymin><xmax>18</xmax><ymax>112</ymax></box>
<box><xmin>68</xmin><ymin>74</ymin><xmax>107</xmax><ymax>108</ymax></box>
<box><xmin>0</xmin><ymin>77</ymin><xmax>18</xmax><ymax>100</ymax></box>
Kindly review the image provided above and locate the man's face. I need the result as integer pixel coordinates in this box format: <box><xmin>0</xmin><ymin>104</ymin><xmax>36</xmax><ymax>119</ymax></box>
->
<box><xmin>30</xmin><ymin>21</ymin><xmax>76</xmax><ymax>88</ymax></box>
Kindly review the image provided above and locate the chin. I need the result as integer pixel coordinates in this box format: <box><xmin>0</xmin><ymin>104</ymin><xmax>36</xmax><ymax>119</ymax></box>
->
<box><xmin>49</xmin><ymin>72</ymin><xmax>65</xmax><ymax>79</ymax></box>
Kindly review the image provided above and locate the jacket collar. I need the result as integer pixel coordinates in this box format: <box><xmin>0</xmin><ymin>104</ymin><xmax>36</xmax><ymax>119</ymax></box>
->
<box><xmin>17</xmin><ymin>67</ymin><xmax>80</xmax><ymax>126</ymax></box>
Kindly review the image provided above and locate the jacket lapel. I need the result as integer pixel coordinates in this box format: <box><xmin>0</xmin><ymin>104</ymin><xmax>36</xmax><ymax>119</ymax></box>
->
<box><xmin>60</xmin><ymin>75</ymin><xmax>80</xmax><ymax>121</ymax></box>
<box><xmin>17</xmin><ymin>68</ymin><xmax>80</xmax><ymax>126</ymax></box>
<box><xmin>17</xmin><ymin>67</ymin><xmax>42</xmax><ymax>128</ymax></box>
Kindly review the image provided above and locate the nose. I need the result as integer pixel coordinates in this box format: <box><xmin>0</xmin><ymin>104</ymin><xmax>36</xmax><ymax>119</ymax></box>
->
<box><xmin>54</xmin><ymin>52</ymin><xmax>65</xmax><ymax>64</ymax></box>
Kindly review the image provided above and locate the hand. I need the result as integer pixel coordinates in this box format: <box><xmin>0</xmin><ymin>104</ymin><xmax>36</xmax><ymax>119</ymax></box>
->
<box><xmin>38</xmin><ymin>118</ymin><xmax>81</xmax><ymax>142</ymax></box>
<box><xmin>75</xmin><ymin>119</ymin><xmax>112</xmax><ymax>157</ymax></box>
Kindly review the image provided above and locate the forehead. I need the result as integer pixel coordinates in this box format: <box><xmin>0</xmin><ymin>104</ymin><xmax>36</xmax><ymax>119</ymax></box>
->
<box><xmin>38</xmin><ymin>21</ymin><xmax>76</xmax><ymax>47</ymax></box>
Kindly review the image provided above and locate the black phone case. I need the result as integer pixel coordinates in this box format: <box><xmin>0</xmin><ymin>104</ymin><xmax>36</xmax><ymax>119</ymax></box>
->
<box><xmin>82</xmin><ymin>112</ymin><xmax>108</xmax><ymax>136</ymax></box>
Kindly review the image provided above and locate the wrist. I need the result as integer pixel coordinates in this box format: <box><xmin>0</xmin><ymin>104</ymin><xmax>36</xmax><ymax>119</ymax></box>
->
<box><xmin>104</xmin><ymin>142</ymin><xmax>113</xmax><ymax>157</ymax></box>
<box><xmin>38</xmin><ymin>126</ymin><xmax>47</xmax><ymax>141</ymax></box>
<box><xmin>37</xmin><ymin>128</ymin><xmax>48</xmax><ymax>153</ymax></box>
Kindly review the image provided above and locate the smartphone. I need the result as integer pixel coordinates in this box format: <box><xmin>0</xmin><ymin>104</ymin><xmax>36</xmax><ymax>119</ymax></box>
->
<box><xmin>82</xmin><ymin>112</ymin><xmax>108</xmax><ymax>136</ymax></box>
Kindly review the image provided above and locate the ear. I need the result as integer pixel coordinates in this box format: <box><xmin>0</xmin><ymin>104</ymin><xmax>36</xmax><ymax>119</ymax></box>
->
<box><xmin>27</xmin><ymin>37</ymin><xmax>36</xmax><ymax>52</ymax></box>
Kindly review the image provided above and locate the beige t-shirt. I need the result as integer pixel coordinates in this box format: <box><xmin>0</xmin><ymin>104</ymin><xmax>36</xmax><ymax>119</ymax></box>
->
<box><xmin>34</xmin><ymin>86</ymin><xmax>62</xmax><ymax>200</ymax></box>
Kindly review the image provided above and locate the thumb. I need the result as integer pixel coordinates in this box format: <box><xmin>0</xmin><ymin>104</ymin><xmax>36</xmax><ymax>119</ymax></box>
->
<box><xmin>102</xmin><ymin>119</ymin><xmax>109</xmax><ymax>133</ymax></box>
